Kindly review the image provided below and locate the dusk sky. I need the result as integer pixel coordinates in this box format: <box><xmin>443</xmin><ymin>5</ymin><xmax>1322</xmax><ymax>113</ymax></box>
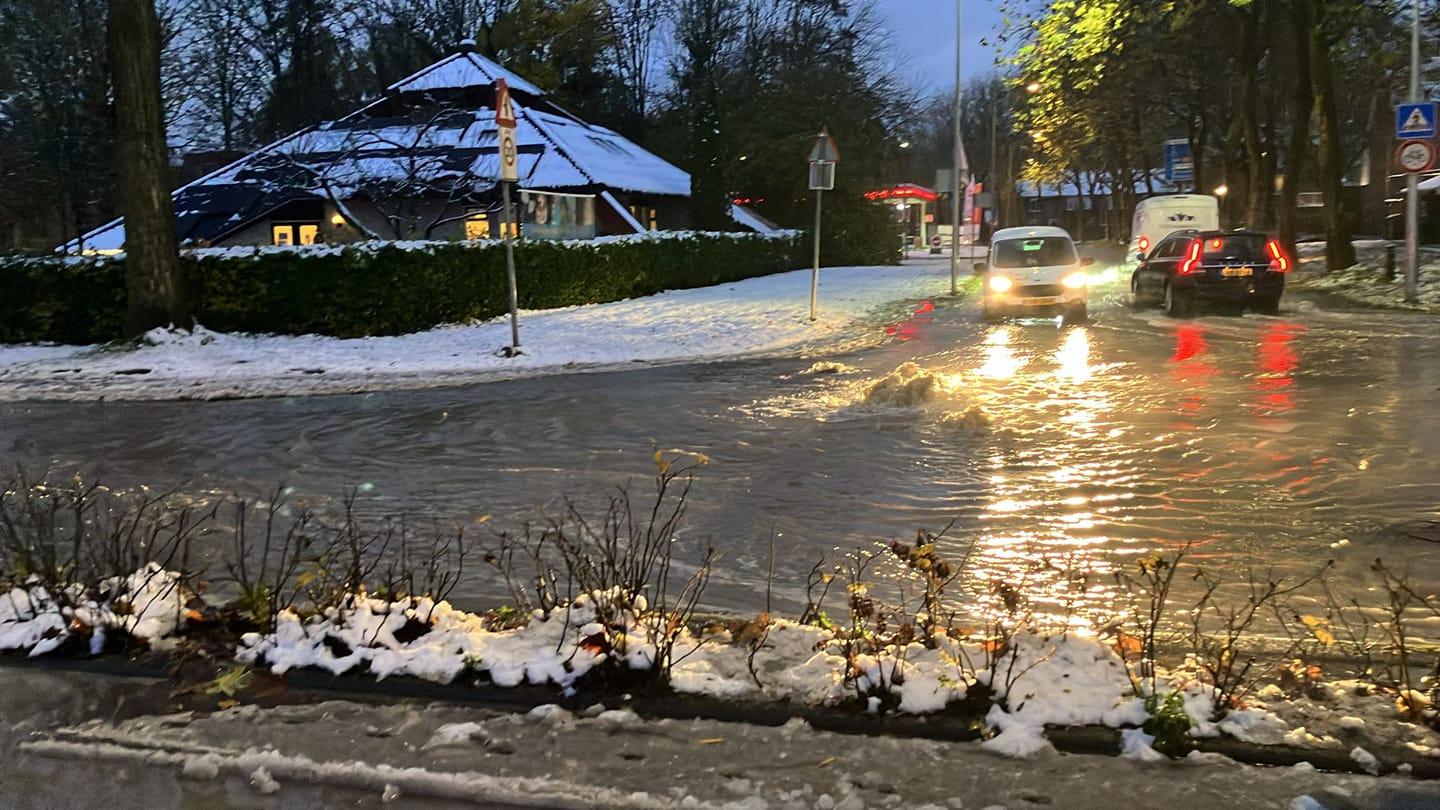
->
<box><xmin>872</xmin><ymin>0</ymin><xmax>1013</xmax><ymax>94</ymax></box>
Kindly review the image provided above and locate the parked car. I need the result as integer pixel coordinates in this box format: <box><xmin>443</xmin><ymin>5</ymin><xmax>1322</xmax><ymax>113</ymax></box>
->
<box><xmin>1127</xmin><ymin>194</ymin><xmax>1220</xmax><ymax>262</ymax></box>
<box><xmin>1130</xmin><ymin>230</ymin><xmax>1289</xmax><ymax>316</ymax></box>
<box><xmin>974</xmin><ymin>226</ymin><xmax>1093</xmax><ymax>323</ymax></box>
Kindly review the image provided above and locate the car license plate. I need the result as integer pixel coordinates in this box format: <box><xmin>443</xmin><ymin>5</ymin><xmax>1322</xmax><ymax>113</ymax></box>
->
<box><xmin>1023</xmin><ymin>296</ymin><xmax>1061</xmax><ymax>306</ymax></box>
<box><xmin>1221</xmin><ymin>266</ymin><xmax>1253</xmax><ymax>277</ymax></box>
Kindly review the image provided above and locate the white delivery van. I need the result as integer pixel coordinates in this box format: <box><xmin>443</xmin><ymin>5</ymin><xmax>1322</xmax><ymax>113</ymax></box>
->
<box><xmin>1128</xmin><ymin>194</ymin><xmax>1220</xmax><ymax>261</ymax></box>
<box><xmin>975</xmin><ymin>225</ymin><xmax>1092</xmax><ymax>323</ymax></box>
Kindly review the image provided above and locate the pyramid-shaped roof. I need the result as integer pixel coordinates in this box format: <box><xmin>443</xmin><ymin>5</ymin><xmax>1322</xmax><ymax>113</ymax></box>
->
<box><xmin>68</xmin><ymin>50</ymin><xmax>688</xmax><ymax>252</ymax></box>
<box><xmin>389</xmin><ymin>51</ymin><xmax>545</xmax><ymax>97</ymax></box>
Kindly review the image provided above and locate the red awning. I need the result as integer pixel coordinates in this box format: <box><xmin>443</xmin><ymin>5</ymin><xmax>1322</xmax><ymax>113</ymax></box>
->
<box><xmin>864</xmin><ymin>184</ymin><xmax>938</xmax><ymax>202</ymax></box>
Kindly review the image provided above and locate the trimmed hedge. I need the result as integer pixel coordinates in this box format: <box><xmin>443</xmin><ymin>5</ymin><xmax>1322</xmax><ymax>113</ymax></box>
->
<box><xmin>0</xmin><ymin>232</ymin><xmax>804</xmax><ymax>344</ymax></box>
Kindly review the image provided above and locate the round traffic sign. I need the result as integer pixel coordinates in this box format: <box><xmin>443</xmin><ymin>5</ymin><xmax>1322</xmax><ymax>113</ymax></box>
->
<box><xmin>1397</xmin><ymin>139</ymin><xmax>1435</xmax><ymax>173</ymax></box>
<box><xmin>930</xmin><ymin>234</ymin><xmax>942</xmax><ymax>248</ymax></box>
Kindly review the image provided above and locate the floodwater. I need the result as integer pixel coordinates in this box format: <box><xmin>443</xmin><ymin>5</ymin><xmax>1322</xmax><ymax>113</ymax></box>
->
<box><xmin>3</xmin><ymin>274</ymin><xmax>1439</xmax><ymax>631</ymax></box>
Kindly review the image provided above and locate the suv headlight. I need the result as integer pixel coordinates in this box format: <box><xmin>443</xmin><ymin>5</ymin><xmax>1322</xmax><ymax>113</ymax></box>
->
<box><xmin>1062</xmin><ymin>271</ymin><xmax>1088</xmax><ymax>289</ymax></box>
<box><xmin>988</xmin><ymin>275</ymin><xmax>1014</xmax><ymax>293</ymax></box>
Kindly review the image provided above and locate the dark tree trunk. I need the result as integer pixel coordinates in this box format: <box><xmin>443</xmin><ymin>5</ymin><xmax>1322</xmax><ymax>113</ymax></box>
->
<box><xmin>109</xmin><ymin>0</ymin><xmax>192</xmax><ymax>335</ymax></box>
<box><xmin>1311</xmin><ymin>3</ymin><xmax>1357</xmax><ymax>270</ymax></box>
<box><xmin>1277</xmin><ymin>0</ymin><xmax>1314</xmax><ymax>263</ymax></box>
<box><xmin>1238</xmin><ymin>2</ymin><xmax>1268</xmax><ymax>228</ymax></box>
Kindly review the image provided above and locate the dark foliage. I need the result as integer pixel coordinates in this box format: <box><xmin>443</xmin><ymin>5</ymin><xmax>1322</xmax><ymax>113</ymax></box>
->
<box><xmin>0</xmin><ymin>233</ymin><xmax>804</xmax><ymax>344</ymax></box>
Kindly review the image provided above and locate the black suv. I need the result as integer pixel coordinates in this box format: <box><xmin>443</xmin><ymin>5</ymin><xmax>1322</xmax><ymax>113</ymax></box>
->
<box><xmin>1130</xmin><ymin>229</ymin><xmax>1288</xmax><ymax>316</ymax></box>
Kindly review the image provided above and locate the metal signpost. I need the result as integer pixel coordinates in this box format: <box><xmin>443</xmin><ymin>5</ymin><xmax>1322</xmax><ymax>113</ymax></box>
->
<box><xmin>950</xmin><ymin>0</ymin><xmax>963</xmax><ymax>296</ymax></box>
<box><xmin>1400</xmin><ymin>1</ymin><xmax>1429</xmax><ymax>304</ymax></box>
<box><xmin>807</xmin><ymin>127</ymin><xmax>838</xmax><ymax>322</ymax></box>
<box><xmin>496</xmin><ymin>79</ymin><xmax>522</xmax><ymax>354</ymax></box>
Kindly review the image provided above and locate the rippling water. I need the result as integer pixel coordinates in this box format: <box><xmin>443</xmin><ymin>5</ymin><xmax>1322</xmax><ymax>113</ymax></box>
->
<box><xmin>4</xmin><ymin>289</ymin><xmax>1439</xmax><ymax>635</ymax></box>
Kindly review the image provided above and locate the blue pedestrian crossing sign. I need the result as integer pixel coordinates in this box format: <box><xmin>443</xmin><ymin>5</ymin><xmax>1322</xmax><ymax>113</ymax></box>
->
<box><xmin>1396</xmin><ymin>102</ymin><xmax>1437</xmax><ymax>139</ymax></box>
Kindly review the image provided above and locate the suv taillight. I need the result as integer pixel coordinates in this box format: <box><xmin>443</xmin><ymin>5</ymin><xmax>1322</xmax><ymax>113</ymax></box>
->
<box><xmin>1178</xmin><ymin>239</ymin><xmax>1202</xmax><ymax>275</ymax></box>
<box><xmin>1266</xmin><ymin>239</ymin><xmax>1289</xmax><ymax>272</ymax></box>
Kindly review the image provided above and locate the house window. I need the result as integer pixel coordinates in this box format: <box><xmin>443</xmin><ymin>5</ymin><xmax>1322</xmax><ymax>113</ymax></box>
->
<box><xmin>272</xmin><ymin>223</ymin><xmax>319</xmax><ymax>246</ymax></box>
<box><xmin>465</xmin><ymin>210</ymin><xmax>518</xmax><ymax>239</ymax></box>
<box><xmin>465</xmin><ymin>212</ymin><xmax>491</xmax><ymax>240</ymax></box>
<box><xmin>628</xmin><ymin>205</ymin><xmax>658</xmax><ymax>230</ymax></box>
<box><xmin>521</xmin><ymin>192</ymin><xmax>595</xmax><ymax>239</ymax></box>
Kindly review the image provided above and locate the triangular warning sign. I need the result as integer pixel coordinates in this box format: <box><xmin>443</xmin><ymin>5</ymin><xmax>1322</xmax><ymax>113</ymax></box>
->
<box><xmin>1404</xmin><ymin>107</ymin><xmax>1432</xmax><ymax>133</ymax></box>
<box><xmin>495</xmin><ymin>78</ymin><xmax>517</xmax><ymax>128</ymax></box>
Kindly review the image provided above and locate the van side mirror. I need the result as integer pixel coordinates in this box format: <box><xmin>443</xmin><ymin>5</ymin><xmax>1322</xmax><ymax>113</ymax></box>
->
<box><xmin>972</xmin><ymin>261</ymin><xmax>987</xmax><ymax>275</ymax></box>
<box><xmin>1080</xmin><ymin>256</ymin><xmax>1095</xmax><ymax>267</ymax></box>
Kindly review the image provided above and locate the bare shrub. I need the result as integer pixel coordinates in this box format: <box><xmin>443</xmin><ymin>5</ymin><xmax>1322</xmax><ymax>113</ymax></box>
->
<box><xmin>482</xmin><ymin>449</ymin><xmax>717</xmax><ymax>683</ymax></box>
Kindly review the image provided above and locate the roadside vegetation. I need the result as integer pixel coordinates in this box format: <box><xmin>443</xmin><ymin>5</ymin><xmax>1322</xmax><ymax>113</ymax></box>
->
<box><xmin>3</xmin><ymin>460</ymin><xmax>1440</xmax><ymax>766</ymax></box>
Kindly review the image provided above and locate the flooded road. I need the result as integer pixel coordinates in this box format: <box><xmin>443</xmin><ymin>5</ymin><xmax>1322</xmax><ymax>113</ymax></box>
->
<box><xmin>4</xmin><ymin>270</ymin><xmax>1439</xmax><ymax>625</ymax></box>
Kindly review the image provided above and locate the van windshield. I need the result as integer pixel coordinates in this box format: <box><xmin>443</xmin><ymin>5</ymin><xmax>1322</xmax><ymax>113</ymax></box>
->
<box><xmin>992</xmin><ymin>237</ymin><xmax>1077</xmax><ymax>268</ymax></box>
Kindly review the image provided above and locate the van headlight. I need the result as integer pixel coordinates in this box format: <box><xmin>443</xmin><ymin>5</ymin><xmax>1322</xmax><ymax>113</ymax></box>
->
<box><xmin>988</xmin><ymin>275</ymin><xmax>1014</xmax><ymax>293</ymax></box>
<box><xmin>1062</xmin><ymin>271</ymin><xmax>1088</xmax><ymax>289</ymax></box>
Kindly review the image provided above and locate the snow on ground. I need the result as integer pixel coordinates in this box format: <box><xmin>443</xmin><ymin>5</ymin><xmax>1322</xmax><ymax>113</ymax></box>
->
<box><xmin>1291</xmin><ymin>240</ymin><xmax>1440</xmax><ymax>312</ymax></box>
<box><xmin>5</xmin><ymin>244</ymin><xmax>1440</xmax><ymax>804</ymax></box>
<box><xmin>0</xmin><ymin>258</ymin><xmax>964</xmax><ymax>402</ymax></box>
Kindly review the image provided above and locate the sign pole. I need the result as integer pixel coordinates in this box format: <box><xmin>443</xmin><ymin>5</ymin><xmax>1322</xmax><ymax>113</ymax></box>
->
<box><xmin>1406</xmin><ymin>0</ymin><xmax>1421</xmax><ymax>303</ymax></box>
<box><xmin>806</xmin><ymin>127</ymin><xmax>838</xmax><ymax>322</ymax></box>
<box><xmin>495</xmin><ymin>78</ymin><xmax>522</xmax><ymax>355</ymax></box>
<box><xmin>502</xmin><ymin>180</ymin><xmax>519</xmax><ymax>351</ymax></box>
<box><xmin>811</xmin><ymin>188</ymin><xmax>822</xmax><ymax>321</ymax></box>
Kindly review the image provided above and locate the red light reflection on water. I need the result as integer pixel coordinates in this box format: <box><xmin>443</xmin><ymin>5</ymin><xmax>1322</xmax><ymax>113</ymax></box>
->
<box><xmin>884</xmin><ymin>300</ymin><xmax>936</xmax><ymax>342</ymax></box>
<box><xmin>1252</xmin><ymin>322</ymin><xmax>1303</xmax><ymax>417</ymax></box>
<box><xmin>1169</xmin><ymin>324</ymin><xmax>1216</xmax><ymax>416</ymax></box>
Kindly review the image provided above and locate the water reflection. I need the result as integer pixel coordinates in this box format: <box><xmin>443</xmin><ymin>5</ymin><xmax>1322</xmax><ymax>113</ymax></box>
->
<box><xmin>1252</xmin><ymin>322</ymin><xmax>1301</xmax><ymax>422</ymax></box>
<box><xmin>961</xmin><ymin>324</ymin><xmax>1126</xmax><ymax>631</ymax></box>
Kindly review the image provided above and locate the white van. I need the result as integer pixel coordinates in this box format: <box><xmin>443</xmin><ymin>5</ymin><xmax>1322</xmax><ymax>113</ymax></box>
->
<box><xmin>1128</xmin><ymin>194</ymin><xmax>1220</xmax><ymax>261</ymax></box>
<box><xmin>975</xmin><ymin>225</ymin><xmax>1092</xmax><ymax>322</ymax></box>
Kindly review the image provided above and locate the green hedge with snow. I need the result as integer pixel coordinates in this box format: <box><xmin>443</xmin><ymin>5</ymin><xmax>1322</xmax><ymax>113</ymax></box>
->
<box><xmin>0</xmin><ymin>232</ymin><xmax>805</xmax><ymax>344</ymax></box>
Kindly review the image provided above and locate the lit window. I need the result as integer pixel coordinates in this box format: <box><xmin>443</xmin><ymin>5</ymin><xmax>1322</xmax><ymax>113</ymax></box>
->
<box><xmin>271</xmin><ymin>223</ymin><xmax>320</xmax><ymax>246</ymax></box>
<box><xmin>465</xmin><ymin>212</ymin><xmax>491</xmax><ymax>240</ymax></box>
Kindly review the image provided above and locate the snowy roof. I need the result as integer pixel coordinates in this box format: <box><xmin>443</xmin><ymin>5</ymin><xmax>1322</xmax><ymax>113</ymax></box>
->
<box><xmin>388</xmin><ymin>51</ymin><xmax>544</xmax><ymax>98</ymax></box>
<box><xmin>65</xmin><ymin>50</ymin><xmax>688</xmax><ymax>252</ymax></box>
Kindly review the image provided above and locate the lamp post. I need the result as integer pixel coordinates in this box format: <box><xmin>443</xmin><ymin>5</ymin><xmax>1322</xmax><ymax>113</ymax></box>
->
<box><xmin>1213</xmin><ymin>184</ymin><xmax>1229</xmax><ymax>229</ymax></box>
<box><xmin>1405</xmin><ymin>0</ymin><xmax>1421</xmax><ymax>303</ymax></box>
<box><xmin>950</xmin><ymin>0</ymin><xmax>964</xmax><ymax>295</ymax></box>
<box><xmin>808</xmin><ymin>128</ymin><xmax>839</xmax><ymax>321</ymax></box>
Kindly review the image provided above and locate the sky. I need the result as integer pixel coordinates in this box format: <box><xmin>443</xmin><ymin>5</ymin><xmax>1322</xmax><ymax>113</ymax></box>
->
<box><xmin>872</xmin><ymin>0</ymin><xmax>1013</xmax><ymax>94</ymax></box>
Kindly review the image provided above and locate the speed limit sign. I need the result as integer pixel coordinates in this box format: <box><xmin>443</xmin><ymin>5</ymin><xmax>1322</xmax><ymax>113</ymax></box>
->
<box><xmin>1397</xmin><ymin>139</ymin><xmax>1436</xmax><ymax>173</ymax></box>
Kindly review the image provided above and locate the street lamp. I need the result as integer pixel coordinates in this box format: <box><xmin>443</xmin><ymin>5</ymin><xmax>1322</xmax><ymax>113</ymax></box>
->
<box><xmin>950</xmin><ymin>0</ymin><xmax>964</xmax><ymax>294</ymax></box>
<box><xmin>1213</xmin><ymin>184</ymin><xmax>1228</xmax><ymax>228</ymax></box>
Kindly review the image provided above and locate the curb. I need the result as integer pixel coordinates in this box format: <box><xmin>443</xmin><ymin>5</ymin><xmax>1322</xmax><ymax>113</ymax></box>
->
<box><xmin>5</xmin><ymin>652</ymin><xmax>1438</xmax><ymax>779</ymax></box>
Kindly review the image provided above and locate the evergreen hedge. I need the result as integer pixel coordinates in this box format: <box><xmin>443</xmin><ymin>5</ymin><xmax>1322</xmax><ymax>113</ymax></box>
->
<box><xmin>0</xmin><ymin>232</ymin><xmax>808</xmax><ymax>345</ymax></box>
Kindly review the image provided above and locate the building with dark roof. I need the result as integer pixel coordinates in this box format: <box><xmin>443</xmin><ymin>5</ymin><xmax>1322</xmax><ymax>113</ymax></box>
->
<box><xmin>68</xmin><ymin>48</ymin><xmax>692</xmax><ymax>252</ymax></box>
